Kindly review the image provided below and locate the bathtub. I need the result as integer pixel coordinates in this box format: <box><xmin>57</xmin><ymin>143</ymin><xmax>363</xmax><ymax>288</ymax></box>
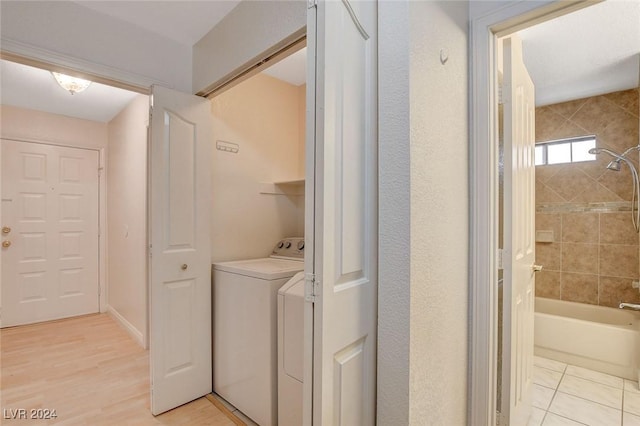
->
<box><xmin>534</xmin><ymin>297</ymin><xmax>640</xmax><ymax>381</ymax></box>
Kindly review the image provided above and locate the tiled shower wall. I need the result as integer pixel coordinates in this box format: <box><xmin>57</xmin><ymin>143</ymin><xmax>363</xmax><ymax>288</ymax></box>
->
<box><xmin>535</xmin><ymin>88</ymin><xmax>640</xmax><ymax>308</ymax></box>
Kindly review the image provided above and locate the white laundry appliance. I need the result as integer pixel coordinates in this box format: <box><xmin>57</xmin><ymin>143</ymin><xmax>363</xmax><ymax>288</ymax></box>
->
<box><xmin>277</xmin><ymin>271</ymin><xmax>305</xmax><ymax>426</ymax></box>
<box><xmin>212</xmin><ymin>237</ymin><xmax>304</xmax><ymax>426</ymax></box>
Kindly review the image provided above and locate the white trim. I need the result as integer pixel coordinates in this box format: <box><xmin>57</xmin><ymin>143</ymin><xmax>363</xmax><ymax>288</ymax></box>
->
<box><xmin>107</xmin><ymin>305</ymin><xmax>145</xmax><ymax>348</ymax></box>
<box><xmin>468</xmin><ymin>2</ymin><xmax>598</xmax><ymax>425</ymax></box>
<box><xmin>1</xmin><ymin>38</ymin><xmax>165</xmax><ymax>92</ymax></box>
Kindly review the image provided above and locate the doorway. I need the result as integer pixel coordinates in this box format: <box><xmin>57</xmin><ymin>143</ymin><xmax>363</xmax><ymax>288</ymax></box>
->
<box><xmin>1</xmin><ymin>140</ymin><xmax>100</xmax><ymax>327</ymax></box>
<box><xmin>471</xmin><ymin>0</ymin><xmax>640</xmax><ymax>424</ymax></box>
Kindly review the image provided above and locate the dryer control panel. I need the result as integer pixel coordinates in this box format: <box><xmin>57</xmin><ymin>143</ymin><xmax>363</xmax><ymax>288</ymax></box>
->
<box><xmin>271</xmin><ymin>237</ymin><xmax>305</xmax><ymax>260</ymax></box>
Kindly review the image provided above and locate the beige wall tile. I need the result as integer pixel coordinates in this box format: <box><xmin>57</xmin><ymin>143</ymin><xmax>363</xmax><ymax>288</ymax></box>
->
<box><xmin>536</xmin><ymin>163</ymin><xmax>564</xmax><ymax>183</ymax></box>
<box><xmin>546</xmin><ymin>98</ymin><xmax>588</xmax><ymax>120</ymax></box>
<box><xmin>536</xmin><ymin>213</ymin><xmax>561</xmax><ymax>241</ymax></box>
<box><xmin>534</xmin><ymin>89</ymin><xmax>640</xmax><ymax>309</ymax></box>
<box><xmin>551</xmin><ymin>121</ymin><xmax>590</xmax><ymax>141</ymax></box>
<box><xmin>535</xmin><ymin>270</ymin><xmax>561</xmax><ymax>299</ymax></box>
<box><xmin>535</xmin><ymin>180</ymin><xmax>565</xmax><ymax>203</ymax></box>
<box><xmin>570</xmin><ymin>96</ymin><xmax>623</xmax><ymax>137</ymax></box>
<box><xmin>603</xmin><ymin>89</ymin><xmax>639</xmax><ymax>117</ymax></box>
<box><xmin>545</xmin><ymin>167</ymin><xmax>593</xmax><ymax>201</ymax></box>
<box><xmin>536</xmin><ymin>242</ymin><xmax>561</xmax><ymax>271</ymax></box>
<box><xmin>562</xmin><ymin>213</ymin><xmax>599</xmax><ymax>243</ymax></box>
<box><xmin>570</xmin><ymin>181</ymin><xmax>624</xmax><ymax>203</ymax></box>
<box><xmin>600</xmin><ymin>212</ymin><xmax>639</xmax><ymax>245</ymax></box>
<box><xmin>600</xmin><ymin>244</ymin><xmax>639</xmax><ymax>278</ymax></box>
<box><xmin>562</xmin><ymin>243</ymin><xmax>598</xmax><ymax>274</ymax></box>
<box><xmin>561</xmin><ymin>272</ymin><xmax>598</xmax><ymax>304</ymax></box>
<box><xmin>597</xmin><ymin>167</ymin><xmax>634</xmax><ymax>201</ymax></box>
<box><xmin>536</xmin><ymin>107</ymin><xmax>566</xmax><ymax>142</ymax></box>
<box><xmin>599</xmin><ymin>276</ymin><xmax>640</xmax><ymax>308</ymax></box>
<box><xmin>599</xmin><ymin>109</ymin><xmax>640</xmax><ymax>156</ymax></box>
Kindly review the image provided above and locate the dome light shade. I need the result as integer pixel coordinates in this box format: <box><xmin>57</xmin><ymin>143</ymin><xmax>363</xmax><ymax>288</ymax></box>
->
<box><xmin>52</xmin><ymin>72</ymin><xmax>92</xmax><ymax>95</ymax></box>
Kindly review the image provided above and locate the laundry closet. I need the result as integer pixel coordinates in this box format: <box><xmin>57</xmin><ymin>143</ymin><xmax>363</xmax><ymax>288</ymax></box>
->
<box><xmin>209</xmin><ymin>48</ymin><xmax>307</xmax><ymax>426</ymax></box>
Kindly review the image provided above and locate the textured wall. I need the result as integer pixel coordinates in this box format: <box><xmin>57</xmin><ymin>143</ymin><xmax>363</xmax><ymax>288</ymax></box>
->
<box><xmin>408</xmin><ymin>1</ymin><xmax>469</xmax><ymax>424</ymax></box>
<box><xmin>535</xmin><ymin>88</ymin><xmax>640</xmax><ymax>307</ymax></box>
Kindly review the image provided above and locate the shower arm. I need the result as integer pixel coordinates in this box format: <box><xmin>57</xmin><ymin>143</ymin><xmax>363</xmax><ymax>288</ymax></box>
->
<box><xmin>620</xmin><ymin>144</ymin><xmax>640</xmax><ymax>159</ymax></box>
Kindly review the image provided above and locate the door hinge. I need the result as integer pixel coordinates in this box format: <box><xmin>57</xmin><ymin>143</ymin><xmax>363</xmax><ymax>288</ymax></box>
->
<box><xmin>308</xmin><ymin>0</ymin><xmax>317</xmax><ymax>8</ymax></box>
<box><xmin>305</xmin><ymin>273</ymin><xmax>319</xmax><ymax>303</ymax></box>
<box><xmin>498</xmin><ymin>85</ymin><xmax>504</xmax><ymax>105</ymax></box>
<box><xmin>498</xmin><ymin>248</ymin><xmax>504</xmax><ymax>270</ymax></box>
<box><xmin>149</xmin><ymin>244</ymin><xmax>152</xmax><ymax>258</ymax></box>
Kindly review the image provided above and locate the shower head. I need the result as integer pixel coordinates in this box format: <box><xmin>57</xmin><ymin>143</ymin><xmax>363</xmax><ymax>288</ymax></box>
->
<box><xmin>607</xmin><ymin>160</ymin><xmax>622</xmax><ymax>171</ymax></box>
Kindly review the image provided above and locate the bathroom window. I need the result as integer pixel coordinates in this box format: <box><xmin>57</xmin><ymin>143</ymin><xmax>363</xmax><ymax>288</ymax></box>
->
<box><xmin>535</xmin><ymin>136</ymin><xmax>596</xmax><ymax>166</ymax></box>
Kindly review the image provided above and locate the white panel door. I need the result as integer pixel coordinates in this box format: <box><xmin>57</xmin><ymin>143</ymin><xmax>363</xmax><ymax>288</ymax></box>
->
<box><xmin>501</xmin><ymin>35</ymin><xmax>536</xmax><ymax>426</ymax></box>
<box><xmin>149</xmin><ymin>86</ymin><xmax>212</xmax><ymax>415</ymax></box>
<box><xmin>308</xmin><ymin>1</ymin><xmax>378</xmax><ymax>424</ymax></box>
<box><xmin>1</xmin><ymin>140</ymin><xmax>99</xmax><ymax>328</ymax></box>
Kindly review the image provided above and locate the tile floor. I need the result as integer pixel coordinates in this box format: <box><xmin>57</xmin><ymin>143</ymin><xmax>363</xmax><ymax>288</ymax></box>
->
<box><xmin>529</xmin><ymin>356</ymin><xmax>640</xmax><ymax>426</ymax></box>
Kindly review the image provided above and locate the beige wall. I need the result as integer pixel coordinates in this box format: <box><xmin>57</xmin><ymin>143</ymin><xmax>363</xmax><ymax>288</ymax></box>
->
<box><xmin>210</xmin><ymin>73</ymin><xmax>305</xmax><ymax>262</ymax></box>
<box><xmin>106</xmin><ymin>95</ymin><xmax>149</xmax><ymax>346</ymax></box>
<box><xmin>0</xmin><ymin>105</ymin><xmax>107</xmax><ymax>148</ymax></box>
<box><xmin>535</xmin><ymin>89</ymin><xmax>640</xmax><ymax>308</ymax></box>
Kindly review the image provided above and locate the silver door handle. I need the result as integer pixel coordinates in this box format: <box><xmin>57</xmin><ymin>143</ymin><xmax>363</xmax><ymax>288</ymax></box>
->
<box><xmin>532</xmin><ymin>264</ymin><xmax>543</xmax><ymax>272</ymax></box>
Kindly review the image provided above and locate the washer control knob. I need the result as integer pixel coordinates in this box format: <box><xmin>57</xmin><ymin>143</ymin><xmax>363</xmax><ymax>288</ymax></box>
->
<box><xmin>277</xmin><ymin>241</ymin><xmax>284</xmax><ymax>249</ymax></box>
<box><xmin>297</xmin><ymin>241</ymin><xmax>305</xmax><ymax>250</ymax></box>
<box><xmin>284</xmin><ymin>241</ymin><xmax>292</xmax><ymax>249</ymax></box>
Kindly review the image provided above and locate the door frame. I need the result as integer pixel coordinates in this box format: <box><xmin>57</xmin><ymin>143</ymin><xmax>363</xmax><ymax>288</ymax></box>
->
<box><xmin>0</xmin><ymin>137</ymin><xmax>107</xmax><ymax>316</ymax></box>
<box><xmin>468</xmin><ymin>1</ymin><xmax>600</xmax><ymax>424</ymax></box>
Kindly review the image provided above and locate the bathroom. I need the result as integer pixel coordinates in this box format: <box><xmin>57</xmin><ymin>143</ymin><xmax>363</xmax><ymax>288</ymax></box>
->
<box><xmin>497</xmin><ymin>1</ymin><xmax>640</xmax><ymax>425</ymax></box>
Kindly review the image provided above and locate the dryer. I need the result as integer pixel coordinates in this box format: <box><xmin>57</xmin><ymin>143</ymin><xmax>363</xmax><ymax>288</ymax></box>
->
<box><xmin>277</xmin><ymin>271</ymin><xmax>305</xmax><ymax>426</ymax></box>
<box><xmin>212</xmin><ymin>237</ymin><xmax>304</xmax><ymax>426</ymax></box>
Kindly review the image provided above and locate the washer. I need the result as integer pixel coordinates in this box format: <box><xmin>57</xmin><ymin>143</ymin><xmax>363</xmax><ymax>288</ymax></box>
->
<box><xmin>277</xmin><ymin>271</ymin><xmax>305</xmax><ymax>426</ymax></box>
<box><xmin>212</xmin><ymin>237</ymin><xmax>304</xmax><ymax>426</ymax></box>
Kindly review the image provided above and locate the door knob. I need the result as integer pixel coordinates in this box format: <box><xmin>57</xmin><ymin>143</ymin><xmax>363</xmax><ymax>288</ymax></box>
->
<box><xmin>181</xmin><ymin>264</ymin><xmax>188</xmax><ymax>271</ymax></box>
<box><xmin>532</xmin><ymin>264</ymin><xmax>543</xmax><ymax>272</ymax></box>
<box><xmin>2</xmin><ymin>241</ymin><xmax>11</xmax><ymax>248</ymax></box>
<box><xmin>2</xmin><ymin>226</ymin><xmax>10</xmax><ymax>234</ymax></box>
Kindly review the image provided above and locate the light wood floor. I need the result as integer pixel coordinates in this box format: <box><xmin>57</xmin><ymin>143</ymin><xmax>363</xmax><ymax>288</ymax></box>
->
<box><xmin>0</xmin><ymin>313</ymin><xmax>236</xmax><ymax>425</ymax></box>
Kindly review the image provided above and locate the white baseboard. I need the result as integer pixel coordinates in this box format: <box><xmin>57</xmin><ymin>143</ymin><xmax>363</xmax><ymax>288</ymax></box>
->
<box><xmin>107</xmin><ymin>305</ymin><xmax>145</xmax><ymax>348</ymax></box>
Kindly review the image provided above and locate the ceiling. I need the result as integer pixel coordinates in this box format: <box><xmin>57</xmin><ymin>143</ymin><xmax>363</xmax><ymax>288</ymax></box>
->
<box><xmin>1</xmin><ymin>1</ymin><xmax>637</xmax><ymax>122</ymax></box>
<box><xmin>72</xmin><ymin>1</ymin><xmax>240</xmax><ymax>46</ymax></box>
<box><xmin>518</xmin><ymin>0</ymin><xmax>640</xmax><ymax>106</ymax></box>
<box><xmin>1</xmin><ymin>60</ymin><xmax>140</xmax><ymax>122</ymax></box>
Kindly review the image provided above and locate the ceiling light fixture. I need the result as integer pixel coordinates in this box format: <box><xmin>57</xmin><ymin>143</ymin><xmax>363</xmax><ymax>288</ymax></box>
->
<box><xmin>51</xmin><ymin>72</ymin><xmax>92</xmax><ymax>95</ymax></box>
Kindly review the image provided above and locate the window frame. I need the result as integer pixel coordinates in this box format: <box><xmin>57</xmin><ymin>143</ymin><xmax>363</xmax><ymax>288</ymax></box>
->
<box><xmin>535</xmin><ymin>135</ymin><xmax>597</xmax><ymax>166</ymax></box>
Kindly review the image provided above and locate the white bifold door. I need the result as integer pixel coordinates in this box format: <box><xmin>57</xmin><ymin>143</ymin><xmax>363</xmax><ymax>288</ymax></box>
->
<box><xmin>1</xmin><ymin>140</ymin><xmax>99</xmax><ymax>328</ymax></box>
<box><xmin>307</xmin><ymin>1</ymin><xmax>378</xmax><ymax>424</ymax></box>
<box><xmin>501</xmin><ymin>34</ymin><xmax>536</xmax><ymax>426</ymax></box>
<box><xmin>148</xmin><ymin>86</ymin><xmax>212</xmax><ymax>415</ymax></box>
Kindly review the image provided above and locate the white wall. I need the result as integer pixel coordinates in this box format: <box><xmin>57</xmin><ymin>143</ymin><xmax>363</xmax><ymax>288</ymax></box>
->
<box><xmin>192</xmin><ymin>0</ymin><xmax>306</xmax><ymax>94</ymax></box>
<box><xmin>0</xmin><ymin>1</ymin><xmax>192</xmax><ymax>92</ymax></box>
<box><xmin>106</xmin><ymin>95</ymin><xmax>149</xmax><ymax>347</ymax></box>
<box><xmin>210</xmin><ymin>73</ymin><xmax>305</xmax><ymax>262</ymax></box>
<box><xmin>378</xmin><ymin>1</ymin><xmax>469</xmax><ymax>424</ymax></box>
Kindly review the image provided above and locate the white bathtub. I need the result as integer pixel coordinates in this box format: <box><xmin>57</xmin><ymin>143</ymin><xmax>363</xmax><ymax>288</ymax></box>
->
<box><xmin>534</xmin><ymin>297</ymin><xmax>640</xmax><ymax>381</ymax></box>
